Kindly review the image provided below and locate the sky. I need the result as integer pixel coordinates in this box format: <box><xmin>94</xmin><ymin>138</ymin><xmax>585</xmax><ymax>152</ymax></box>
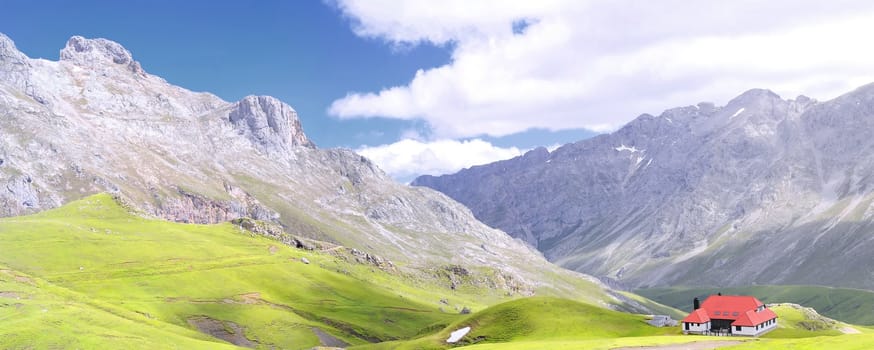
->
<box><xmin>4</xmin><ymin>1</ymin><xmax>874</xmax><ymax>183</ymax></box>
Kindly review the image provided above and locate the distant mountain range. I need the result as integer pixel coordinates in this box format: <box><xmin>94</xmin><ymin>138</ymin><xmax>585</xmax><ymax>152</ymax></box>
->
<box><xmin>0</xmin><ymin>33</ymin><xmax>624</xmax><ymax>305</ymax></box>
<box><xmin>414</xmin><ymin>83</ymin><xmax>874</xmax><ymax>290</ymax></box>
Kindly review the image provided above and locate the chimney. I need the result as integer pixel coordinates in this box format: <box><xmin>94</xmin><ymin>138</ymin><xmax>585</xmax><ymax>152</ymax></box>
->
<box><xmin>693</xmin><ymin>297</ymin><xmax>700</xmax><ymax>310</ymax></box>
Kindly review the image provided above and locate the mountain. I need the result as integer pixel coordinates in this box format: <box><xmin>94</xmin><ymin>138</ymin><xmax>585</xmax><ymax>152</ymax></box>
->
<box><xmin>413</xmin><ymin>84</ymin><xmax>874</xmax><ymax>290</ymax></box>
<box><xmin>0</xmin><ymin>33</ymin><xmax>619</xmax><ymax>304</ymax></box>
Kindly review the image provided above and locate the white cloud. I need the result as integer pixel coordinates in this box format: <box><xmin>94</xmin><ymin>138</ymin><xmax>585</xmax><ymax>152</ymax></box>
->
<box><xmin>356</xmin><ymin>138</ymin><xmax>523</xmax><ymax>182</ymax></box>
<box><xmin>330</xmin><ymin>0</ymin><xmax>874</xmax><ymax>138</ymax></box>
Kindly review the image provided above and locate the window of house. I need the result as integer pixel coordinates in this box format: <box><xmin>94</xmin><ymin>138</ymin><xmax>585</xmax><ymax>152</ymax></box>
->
<box><xmin>736</xmin><ymin>326</ymin><xmax>742</xmax><ymax>332</ymax></box>
<box><xmin>732</xmin><ymin>312</ymin><xmax>739</xmax><ymax>316</ymax></box>
<box><xmin>714</xmin><ymin>311</ymin><xmax>720</xmax><ymax>315</ymax></box>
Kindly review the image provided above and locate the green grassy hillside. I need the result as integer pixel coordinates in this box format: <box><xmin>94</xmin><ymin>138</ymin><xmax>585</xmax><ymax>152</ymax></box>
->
<box><xmin>0</xmin><ymin>265</ymin><xmax>249</xmax><ymax>349</ymax></box>
<box><xmin>763</xmin><ymin>304</ymin><xmax>845</xmax><ymax>338</ymax></box>
<box><xmin>637</xmin><ymin>285</ymin><xmax>874</xmax><ymax>325</ymax></box>
<box><xmin>444</xmin><ymin>297</ymin><xmax>677</xmax><ymax>342</ymax></box>
<box><xmin>0</xmin><ymin>193</ymin><xmax>513</xmax><ymax>349</ymax></box>
<box><xmin>352</xmin><ymin>296</ymin><xmax>685</xmax><ymax>349</ymax></box>
<box><xmin>4</xmin><ymin>193</ymin><xmax>874</xmax><ymax>349</ymax></box>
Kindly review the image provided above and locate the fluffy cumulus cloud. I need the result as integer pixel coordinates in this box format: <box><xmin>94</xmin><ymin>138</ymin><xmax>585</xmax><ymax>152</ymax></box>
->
<box><xmin>356</xmin><ymin>139</ymin><xmax>523</xmax><ymax>182</ymax></box>
<box><xmin>330</xmin><ymin>0</ymin><xmax>874</xmax><ymax>138</ymax></box>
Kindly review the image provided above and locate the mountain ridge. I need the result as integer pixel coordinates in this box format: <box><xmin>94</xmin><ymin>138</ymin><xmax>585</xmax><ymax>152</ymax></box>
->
<box><xmin>0</xmin><ymin>33</ymin><xmax>631</xmax><ymax>307</ymax></box>
<box><xmin>414</xmin><ymin>82</ymin><xmax>874</xmax><ymax>290</ymax></box>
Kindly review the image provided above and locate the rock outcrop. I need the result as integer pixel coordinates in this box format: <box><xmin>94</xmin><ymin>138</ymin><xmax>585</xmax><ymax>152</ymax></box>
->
<box><xmin>229</xmin><ymin>95</ymin><xmax>314</xmax><ymax>153</ymax></box>
<box><xmin>60</xmin><ymin>36</ymin><xmax>144</xmax><ymax>75</ymax></box>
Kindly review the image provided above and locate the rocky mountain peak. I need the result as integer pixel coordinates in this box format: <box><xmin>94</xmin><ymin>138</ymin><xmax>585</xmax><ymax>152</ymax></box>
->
<box><xmin>523</xmin><ymin>147</ymin><xmax>550</xmax><ymax>160</ymax></box>
<box><xmin>229</xmin><ymin>95</ymin><xmax>315</xmax><ymax>153</ymax></box>
<box><xmin>0</xmin><ymin>33</ymin><xmax>27</xmax><ymax>65</ymax></box>
<box><xmin>725</xmin><ymin>89</ymin><xmax>787</xmax><ymax>113</ymax></box>
<box><xmin>59</xmin><ymin>36</ymin><xmax>144</xmax><ymax>75</ymax></box>
<box><xmin>731</xmin><ymin>88</ymin><xmax>781</xmax><ymax>102</ymax></box>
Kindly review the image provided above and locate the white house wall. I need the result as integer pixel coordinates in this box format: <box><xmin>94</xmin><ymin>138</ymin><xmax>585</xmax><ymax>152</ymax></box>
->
<box><xmin>755</xmin><ymin>320</ymin><xmax>778</xmax><ymax>336</ymax></box>
<box><xmin>733</xmin><ymin>320</ymin><xmax>777</xmax><ymax>336</ymax></box>
<box><xmin>684</xmin><ymin>321</ymin><xmax>710</xmax><ymax>333</ymax></box>
<box><xmin>733</xmin><ymin>325</ymin><xmax>757</xmax><ymax>336</ymax></box>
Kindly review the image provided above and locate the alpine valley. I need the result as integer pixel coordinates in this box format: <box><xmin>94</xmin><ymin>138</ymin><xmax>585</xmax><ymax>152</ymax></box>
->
<box><xmin>3</xmin><ymin>33</ymin><xmax>874</xmax><ymax>350</ymax></box>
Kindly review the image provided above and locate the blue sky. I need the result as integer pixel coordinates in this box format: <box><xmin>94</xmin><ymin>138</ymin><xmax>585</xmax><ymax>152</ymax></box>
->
<box><xmin>5</xmin><ymin>1</ymin><xmax>874</xmax><ymax>182</ymax></box>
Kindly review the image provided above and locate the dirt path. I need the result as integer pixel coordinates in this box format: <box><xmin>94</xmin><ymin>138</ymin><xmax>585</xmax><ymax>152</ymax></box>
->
<box><xmin>612</xmin><ymin>340</ymin><xmax>743</xmax><ymax>350</ymax></box>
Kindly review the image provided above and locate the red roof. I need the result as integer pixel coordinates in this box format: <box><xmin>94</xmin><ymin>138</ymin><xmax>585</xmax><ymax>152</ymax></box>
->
<box><xmin>681</xmin><ymin>295</ymin><xmax>777</xmax><ymax>326</ymax></box>
<box><xmin>699</xmin><ymin>295</ymin><xmax>764</xmax><ymax>321</ymax></box>
<box><xmin>732</xmin><ymin>308</ymin><xmax>778</xmax><ymax>327</ymax></box>
<box><xmin>682</xmin><ymin>308</ymin><xmax>710</xmax><ymax>323</ymax></box>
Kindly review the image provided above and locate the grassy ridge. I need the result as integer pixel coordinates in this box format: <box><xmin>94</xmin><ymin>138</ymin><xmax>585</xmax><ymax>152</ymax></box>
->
<box><xmin>352</xmin><ymin>297</ymin><xmax>682</xmax><ymax>349</ymax></box>
<box><xmin>636</xmin><ymin>285</ymin><xmax>874</xmax><ymax>325</ymax></box>
<box><xmin>0</xmin><ymin>194</ymin><xmax>507</xmax><ymax>348</ymax></box>
<box><xmin>763</xmin><ymin>305</ymin><xmax>844</xmax><ymax>338</ymax></box>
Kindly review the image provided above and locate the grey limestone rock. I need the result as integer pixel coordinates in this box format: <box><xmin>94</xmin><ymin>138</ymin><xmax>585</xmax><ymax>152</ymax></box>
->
<box><xmin>228</xmin><ymin>95</ymin><xmax>314</xmax><ymax>153</ymax></box>
<box><xmin>60</xmin><ymin>36</ymin><xmax>144</xmax><ymax>75</ymax></box>
<box><xmin>0</xmin><ymin>33</ymin><xmax>27</xmax><ymax>65</ymax></box>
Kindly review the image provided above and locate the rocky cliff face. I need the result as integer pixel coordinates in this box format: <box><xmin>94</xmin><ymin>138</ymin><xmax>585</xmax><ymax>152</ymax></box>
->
<box><xmin>414</xmin><ymin>84</ymin><xmax>874</xmax><ymax>290</ymax></box>
<box><xmin>0</xmin><ymin>33</ymin><xmax>617</xmax><ymax>304</ymax></box>
<box><xmin>60</xmin><ymin>36</ymin><xmax>145</xmax><ymax>75</ymax></box>
<box><xmin>228</xmin><ymin>95</ymin><xmax>314</xmax><ymax>152</ymax></box>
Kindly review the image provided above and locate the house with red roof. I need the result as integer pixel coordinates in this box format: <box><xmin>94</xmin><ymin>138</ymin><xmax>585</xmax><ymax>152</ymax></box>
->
<box><xmin>681</xmin><ymin>294</ymin><xmax>778</xmax><ymax>336</ymax></box>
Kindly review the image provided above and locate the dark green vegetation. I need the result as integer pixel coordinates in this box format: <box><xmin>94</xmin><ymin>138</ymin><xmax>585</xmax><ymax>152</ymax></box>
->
<box><xmin>637</xmin><ymin>285</ymin><xmax>874</xmax><ymax>325</ymax></box>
